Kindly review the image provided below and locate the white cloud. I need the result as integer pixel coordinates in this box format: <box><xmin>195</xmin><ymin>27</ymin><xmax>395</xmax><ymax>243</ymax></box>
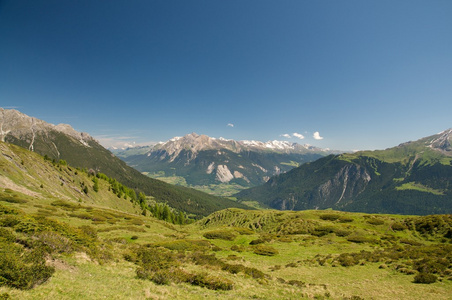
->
<box><xmin>281</xmin><ymin>133</ymin><xmax>291</xmax><ymax>138</ymax></box>
<box><xmin>293</xmin><ymin>132</ymin><xmax>305</xmax><ymax>140</ymax></box>
<box><xmin>313</xmin><ymin>131</ymin><xmax>324</xmax><ymax>140</ymax></box>
<box><xmin>95</xmin><ymin>135</ymin><xmax>155</xmax><ymax>149</ymax></box>
<box><xmin>227</xmin><ymin>123</ymin><xmax>234</xmax><ymax>127</ymax></box>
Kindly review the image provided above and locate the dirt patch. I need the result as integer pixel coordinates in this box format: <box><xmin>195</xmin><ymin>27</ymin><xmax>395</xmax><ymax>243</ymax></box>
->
<box><xmin>0</xmin><ymin>175</ymin><xmax>41</xmax><ymax>197</ymax></box>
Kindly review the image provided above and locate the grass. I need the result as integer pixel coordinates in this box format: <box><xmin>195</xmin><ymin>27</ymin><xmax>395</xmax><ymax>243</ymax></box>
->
<box><xmin>1</xmin><ymin>199</ymin><xmax>452</xmax><ymax>299</ymax></box>
<box><xmin>1</xmin><ymin>143</ymin><xmax>452</xmax><ymax>299</ymax></box>
<box><xmin>396</xmin><ymin>182</ymin><xmax>444</xmax><ymax>195</ymax></box>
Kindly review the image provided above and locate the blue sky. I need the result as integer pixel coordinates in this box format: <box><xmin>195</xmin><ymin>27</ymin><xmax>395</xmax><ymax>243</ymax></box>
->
<box><xmin>1</xmin><ymin>0</ymin><xmax>451</xmax><ymax>150</ymax></box>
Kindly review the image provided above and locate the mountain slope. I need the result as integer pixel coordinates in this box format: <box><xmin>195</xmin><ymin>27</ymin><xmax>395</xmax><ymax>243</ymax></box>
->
<box><xmin>0</xmin><ymin>141</ymin><xmax>142</xmax><ymax>214</ymax></box>
<box><xmin>122</xmin><ymin>132</ymin><xmax>332</xmax><ymax>195</ymax></box>
<box><xmin>0</xmin><ymin>108</ymin><xmax>248</xmax><ymax>217</ymax></box>
<box><xmin>236</xmin><ymin>129</ymin><xmax>452</xmax><ymax>215</ymax></box>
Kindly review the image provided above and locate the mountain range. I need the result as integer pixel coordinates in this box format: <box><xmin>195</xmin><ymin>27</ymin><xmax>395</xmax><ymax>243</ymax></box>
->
<box><xmin>0</xmin><ymin>108</ymin><xmax>248</xmax><ymax>217</ymax></box>
<box><xmin>2</xmin><ymin>107</ymin><xmax>451</xmax><ymax>216</ymax></box>
<box><xmin>236</xmin><ymin>129</ymin><xmax>452</xmax><ymax>215</ymax></box>
<box><xmin>119</xmin><ymin>132</ymin><xmax>337</xmax><ymax>195</ymax></box>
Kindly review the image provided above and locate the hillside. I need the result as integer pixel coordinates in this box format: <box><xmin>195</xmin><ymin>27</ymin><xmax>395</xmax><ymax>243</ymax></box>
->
<box><xmin>0</xmin><ymin>108</ymin><xmax>248</xmax><ymax>217</ymax></box>
<box><xmin>1</xmin><ymin>193</ymin><xmax>451</xmax><ymax>299</ymax></box>
<box><xmin>122</xmin><ymin>132</ymin><xmax>331</xmax><ymax>195</ymax></box>
<box><xmin>236</xmin><ymin>129</ymin><xmax>452</xmax><ymax>215</ymax></box>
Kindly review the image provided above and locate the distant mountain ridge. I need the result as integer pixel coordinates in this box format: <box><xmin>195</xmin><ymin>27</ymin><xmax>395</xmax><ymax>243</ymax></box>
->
<box><xmin>236</xmin><ymin>129</ymin><xmax>452</xmax><ymax>215</ymax></box>
<box><xmin>121</xmin><ymin>132</ymin><xmax>338</xmax><ymax>194</ymax></box>
<box><xmin>0</xmin><ymin>108</ymin><xmax>249</xmax><ymax>217</ymax></box>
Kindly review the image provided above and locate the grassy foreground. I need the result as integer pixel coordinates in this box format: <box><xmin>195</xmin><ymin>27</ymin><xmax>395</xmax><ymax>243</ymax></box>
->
<box><xmin>1</xmin><ymin>187</ymin><xmax>451</xmax><ymax>299</ymax></box>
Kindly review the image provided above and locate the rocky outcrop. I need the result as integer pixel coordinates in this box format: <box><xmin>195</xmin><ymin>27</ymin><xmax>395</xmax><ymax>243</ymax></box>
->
<box><xmin>0</xmin><ymin>108</ymin><xmax>94</xmax><ymax>150</ymax></box>
<box><xmin>216</xmin><ymin>165</ymin><xmax>234</xmax><ymax>183</ymax></box>
<box><xmin>317</xmin><ymin>164</ymin><xmax>371</xmax><ymax>206</ymax></box>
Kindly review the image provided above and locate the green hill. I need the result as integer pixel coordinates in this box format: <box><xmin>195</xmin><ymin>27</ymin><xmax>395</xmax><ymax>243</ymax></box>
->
<box><xmin>236</xmin><ymin>129</ymin><xmax>452</xmax><ymax>215</ymax></box>
<box><xmin>0</xmin><ymin>109</ymin><xmax>249</xmax><ymax>217</ymax></box>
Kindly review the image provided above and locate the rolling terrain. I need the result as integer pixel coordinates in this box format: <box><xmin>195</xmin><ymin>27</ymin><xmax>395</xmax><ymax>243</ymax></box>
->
<box><xmin>0</xmin><ymin>134</ymin><xmax>451</xmax><ymax>299</ymax></box>
<box><xmin>0</xmin><ymin>108</ymin><xmax>248</xmax><ymax>217</ymax></box>
<box><xmin>237</xmin><ymin>129</ymin><xmax>452</xmax><ymax>215</ymax></box>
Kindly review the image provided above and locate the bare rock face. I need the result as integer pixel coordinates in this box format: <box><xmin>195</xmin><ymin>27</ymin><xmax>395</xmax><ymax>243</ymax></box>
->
<box><xmin>0</xmin><ymin>108</ymin><xmax>94</xmax><ymax>149</ymax></box>
<box><xmin>317</xmin><ymin>164</ymin><xmax>371</xmax><ymax>206</ymax></box>
<box><xmin>216</xmin><ymin>165</ymin><xmax>234</xmax><ymax>183</ymax></box>
<box><xmin>429</xmin><ymin>129</ymin><xmax>452</xmax><ymax>155</ymax></box>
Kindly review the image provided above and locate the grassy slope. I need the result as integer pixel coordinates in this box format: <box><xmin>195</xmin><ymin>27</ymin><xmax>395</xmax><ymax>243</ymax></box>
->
<box><xmin>1</xmin><ymin>189</ymin><xmax>451</xmax><ymax>299</ymax></box>
<box><xmin>1</xmin><ymin>141</ymin><xmax>451</xmax><ymax>299</ymax></box>
<box><xmin>6</xmin><ymin>132</ymin><xmax>249</xmax><ymax>217</ymax></box>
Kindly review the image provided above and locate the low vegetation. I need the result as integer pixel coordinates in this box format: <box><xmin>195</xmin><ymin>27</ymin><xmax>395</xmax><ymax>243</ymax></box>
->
<box><xmin>1</xmin><ymin>142</ymin><xmax>451</xmax><ymax>299</ymax></box>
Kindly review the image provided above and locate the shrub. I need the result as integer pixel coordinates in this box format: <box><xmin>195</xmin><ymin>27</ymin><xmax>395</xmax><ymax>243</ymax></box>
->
<box><xmin>0</xmin><ymin>243</ymin><xmax>55</xmax><ymax>289</ymax></box>
<box><xmin>156</xmin><ymin>240</ymin><xmax>211</xmax><ymax>252</ymax></box>
<box><xmin>203</xmin><ymin>230</ymin><xmax>237</xmax><ymax>241</ymax></box>
<box><xmin>319</xmin><ymin>214</ymin><xmax>341</xmax><ymax>221</ymax></box>
<box><xmin>391</xmin><ymin>222</ymin><xmax>407</xmax><ymax>231</ymax></box>
<box><xmin>189</xmin><ymin>273</ymin><xmax>233</xmax><ymax>290</ymax></box>
<box><xmin>366</xmin><ymin>218</ymin><xmax>385</xmax><ymax>225</ymax></box>
<box><xmin>253</xmin><ymin>245</ymin><xmax>279</xmax><ymax>256</ymax></box>
<box><xmin>243</xmin><ymin>267</ymin><xmax>266</xmax><ymax>279</ymax></box>
<box><xmin>249</xmin><ymin>238</ymin><xmax>265</xmax><ymax>245</ymax></box>
<box><xmin>230</xmin><ymin>244</ymin><xmax>245</xmax><ymax>252</ymax></box>
<box><xmin>190</xmin><ymin>252</ymin><xmax>224</xmax><ymax>267</ymax></box>
<box><xmin>0</xmin><ymin>197</ymin><xmax>27</xmax><ymax>204</ymax></box>
<box><xmin>0</xmin><ymin>228</ymin><xmax>15</xmax><ymax>242</ymax></box>
<box><xmin>337</xmin><ymin>254</ymin><xmax>359</xmax><ymax>267</ymax></box>
<box><xmin>346</xmin><ymin>235</ymin><xmax>376</xmax><ymax>244</ymax></box>
<box><xmin>34</xmin><ymin>231</ymin><xmax>73</xmax><ymax>254</ymax></box>
<box><xmin>233</xmin><ymin>227</ymin><xmax>255</xmax><ymax>235</ymax></box>
<box><xmin>414</xmin><ymin>273</ymin><xmax>437</xmax><ymax>284</ymax></box>
<box><xmin>222</xmin><ymin>263</ymin><xmax>245</xmax><ymax>274</ymax></box>
<box><xmin>51</xmin><ymin>200</ymin><xmax>79</xmax><ymax>210</ymax></box>
<box><xmin>338</xmin><ymin>216</ymin><xmax>354</xmax><ymax>223</ymax></box>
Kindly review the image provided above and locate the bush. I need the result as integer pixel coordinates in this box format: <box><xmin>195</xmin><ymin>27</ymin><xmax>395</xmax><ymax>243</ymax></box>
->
<box><xmin>338</xmin><ymin>216</ymin><xmax>354</xmax><ymax>223</ymax></box>
<box><xmin>233</xmin><ymin>227</ymin><xmax>255</xmax><ymax>235</ymax></box>
<box><xmin>414</xmin><ymin>273</ymin><xmax>437</xmax><ymax>284</ymax></box>
<box><xmin>0</xmin><ymin>228</ymin><xmax>16</xmax><ymax>242</ymax></box>
<box><xmin>337</xmin><ymin>253</ymin><xmax>359</xmax><ymax>267</ymax></box>
<box><xmin>253</xmin><ymin>245</ymin><xmax>279</xmax><ymax>256</ymax></box>
<box><xmin>391</xmin><ymin>222</ymin><xmax>407</xmax><ymax>231</ymax></box>
<box><xmin>244</xmin><ymin>267</ymin><xmax>266</xmax><ymax>279</ymax></box>
<box><xmin>249</xmin><ymin>238</ymin><xmax>265</xmax><ymax>245</ymax></box>
<box><xmin>203</xmin><ymin>230</ymin><xmax>237</xmax><ymax>241</ymax></box>
<box><xmin>189</xmin><ymin>273</ymin><xmax>233</xmax><ymax>290</ymax></box>
<box><xmin>222</xmin><ymin>263</ymin><xmax>245</xmax><ymax>274</ymax></box>
<box><xmin>34</xmin><ymin>231</ymin><xmax>73</xmax><ymax>254</ymax></box>
<box><xmin>319</xmin><ymin>214</ymin><xmax>341</xmax><ymax>221</ymax></box>
<box><xmin>231</xmin><ymin>244</ymin><xmax>245</xmax><ymax>252</ymax></box>
<box><xmin>366</xmin><ymin>218</ymin><xmax>385</xmax><ymax>225</ymax></box>
<box><xmin>0</xmin><ymin>243</ymin><xmax>55</xmax><ymax>289</ymax></box>
<box><xmin>346</xmin><ymin>235</ymin><xmax>376</xmax><ymax>244</ymax></box>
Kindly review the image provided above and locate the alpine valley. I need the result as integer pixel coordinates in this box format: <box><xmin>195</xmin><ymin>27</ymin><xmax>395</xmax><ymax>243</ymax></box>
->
<box><xmin>117</xmin><ymin>133</ymin><xmax>337</xmax><ymax>196</ymax></box>
<box><xmin>1</xmin><ymin>107</ymin><xmax>452</xmax><ymax>299</ymax></box>
<box><xmin>0</xmin><ymin>109</ymin><xmax>248</xmax><ymax>218</ymax></box>
<box><xmin>236</xmin><ymin>129</ymin><xmax>452</xmax><ymax>215</ymax></box>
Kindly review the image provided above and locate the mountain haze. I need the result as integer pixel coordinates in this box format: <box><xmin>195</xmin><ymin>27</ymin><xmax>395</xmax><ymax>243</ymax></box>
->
<box><xmin>236</xmin><ymin>129</ymin><xmax>452</xmax><ymax>215</ymax></box>
<box><xmin>0</xmin><ymin>108</ymin><xmax>248</xmax><ymax>217</ymax></box>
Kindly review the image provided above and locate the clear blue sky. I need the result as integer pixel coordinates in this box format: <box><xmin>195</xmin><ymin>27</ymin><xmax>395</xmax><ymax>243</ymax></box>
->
<box><xmin>1</xmin><ymin>0</ymin><xmax>451</xmax><ymax>150</ymax></box>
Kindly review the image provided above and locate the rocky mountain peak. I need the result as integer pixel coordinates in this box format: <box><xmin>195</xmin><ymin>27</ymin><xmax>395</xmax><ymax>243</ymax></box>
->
<box><xmin>428</xmin><ymin>128</ymin><xmax>452</xmax><ymax>155</ymax></box>
<box><xmin>0</xmin><ymin>108</ymin><xmax>94</xmax><ymax>147</ymax></box>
